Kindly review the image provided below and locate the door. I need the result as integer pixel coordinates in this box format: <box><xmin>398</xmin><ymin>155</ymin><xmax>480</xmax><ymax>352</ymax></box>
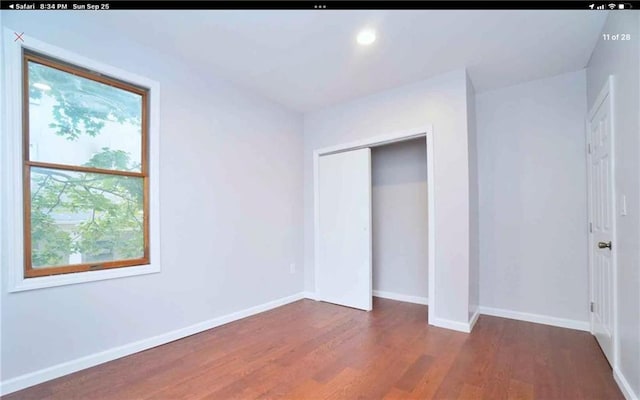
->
<box><xmin>317</xmin><ymin>148</ymin><xmax>372</xmax><ymax>311</ymax></box>
<box><xmin>587</xmin><ymin>79</ymin><xmax>615</xmax><ymax>365</ymax></box>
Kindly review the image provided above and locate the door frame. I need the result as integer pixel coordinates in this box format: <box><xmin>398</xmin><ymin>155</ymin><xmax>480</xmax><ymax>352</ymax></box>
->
<box><xmin>312</xmin><ymin>125</ymin><xmax>436</xmax><ymax>323</ymax></box>
<box><xmin>586</xmin><ymin>75</ymin><xmax>618</xmax><ymax>367</ymax></box>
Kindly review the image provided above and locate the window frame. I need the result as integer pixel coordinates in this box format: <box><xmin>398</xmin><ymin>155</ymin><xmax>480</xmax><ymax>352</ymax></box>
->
<box><xmin>23</xmin><ymin>51</ymin><xmax>151</xmax><ymax>278</ymax></box>
<box><xmin>3</xmin><ymin>28</ymin><xmax>161</xmax><ymax>291</ymax></box>
<box><xmin>22</xmin><ymin>49</ymin><xmax>150</xmax><ymax>278</ymax></box>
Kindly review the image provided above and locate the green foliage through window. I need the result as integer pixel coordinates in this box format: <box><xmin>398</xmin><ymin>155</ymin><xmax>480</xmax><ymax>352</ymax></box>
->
<box><xmin>26</xmin><ymin>55</ymin><xmax>147</xmax><ymax>271</ymax></box>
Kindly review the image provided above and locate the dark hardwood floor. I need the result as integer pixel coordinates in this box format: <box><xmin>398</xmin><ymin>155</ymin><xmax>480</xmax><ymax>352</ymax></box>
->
<box><xmin>4</xmin><ymin>298</ymin><xmax>623</xmax><ymax>400</ymax></box>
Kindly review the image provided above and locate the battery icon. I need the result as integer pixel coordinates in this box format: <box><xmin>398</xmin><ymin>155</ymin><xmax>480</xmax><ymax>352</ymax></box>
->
<box><xmin>619</xmin><ymin>3</ymin><xmax>625</xmax><ymax>8</ymax></box>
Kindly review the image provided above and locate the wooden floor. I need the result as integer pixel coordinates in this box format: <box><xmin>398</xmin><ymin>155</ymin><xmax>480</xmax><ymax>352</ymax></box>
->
<box><xmin>4</xmin><ymin>298</ymin><xmax>623</xmax><ymax>400</ymax></box>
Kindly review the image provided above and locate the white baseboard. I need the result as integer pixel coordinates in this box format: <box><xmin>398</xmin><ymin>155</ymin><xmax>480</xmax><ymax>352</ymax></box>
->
<box><xmin>0</xmin><ymin>292</ymin><xmax>305</xmax><ymax>396</ymax></box>
<box><xmin>304</xmin><ymin>291</ymin><xmax>429</xmax><ymax>306</ymax></box>
<box><xmin>303</xmin><ymin>291</ymin><xmax>319</xmax><ymax>301</ymax></box>
<box><xmin>429</xmin><ymin>316</ymin><xmax>473</xmax><ymax>333</ymax></box>
<box><xmin>614</xmin><ymin>367</ymin><xmax>639</xmax><ymax>400</ymax></box>
<box><xmin>469</xmin><ymin>310</ymin><xmax>480</xmax><ymax>331</ymax></box>
<box><xmin>478</xmin><ymin>306</ymin><xmax>590</xmax><ymax>332</ymax></box>
<box><xmin>372</xmin><ymin>290</ymin><xmax>428</xmax><ymax>305</ymax></box>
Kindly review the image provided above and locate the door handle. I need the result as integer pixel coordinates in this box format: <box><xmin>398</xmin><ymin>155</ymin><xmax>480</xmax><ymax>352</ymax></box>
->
<box><xmin>598</xmin><ymin>241</ymin><xmax>612</xmax><ymax>250</ymax></box>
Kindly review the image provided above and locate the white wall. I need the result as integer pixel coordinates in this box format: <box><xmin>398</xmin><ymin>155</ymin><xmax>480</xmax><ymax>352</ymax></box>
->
<box><xmin>476</xmin><ymin>70</ymin><xmax>589</xmax><ymax>323</ymax></box>
<box><xmin>466</xmin><ymin>74</ymin><xmax>480</xmax><ymax>318</ymax></box>
<box><xmin>371</xmin><ymin>138</ymin><xmax>428</xmax><ymax>299</ymax></box>
<box><xmin>587</xmin><ymin>11</ymin><xmax>640</xmax><ymax>399</ymax></box>
<box><xmin>304</xmin><ymin>69</ymin><xmax>472</xmax><ymax>325</ymax></box>
<box><xmin>1</xmin><ymin>11</ymin><xmax>304</xmax><ymax>383</ymax></box>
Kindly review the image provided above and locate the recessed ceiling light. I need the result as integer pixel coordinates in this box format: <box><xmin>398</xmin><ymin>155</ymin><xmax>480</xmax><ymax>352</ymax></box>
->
<box><xmin>357</xmin><ymin>29</ymin><xmax>376</xmax><ymax>46</ymax></box>
<box><xmin>33</xmin><ymin>82</ymin><xmax>51</xmax><ymax>91</ymax></box>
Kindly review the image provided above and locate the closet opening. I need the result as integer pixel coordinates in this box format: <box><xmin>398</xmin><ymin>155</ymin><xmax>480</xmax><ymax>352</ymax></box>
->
<box><xmin>314</xmin><ymin>127</ymin><xmax>436</xmax><ymax>323</ymax></box>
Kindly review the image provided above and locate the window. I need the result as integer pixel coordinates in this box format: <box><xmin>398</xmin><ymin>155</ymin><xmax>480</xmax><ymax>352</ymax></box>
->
<box><xmin>4</xmin><ymin>30</ymin><xmax>159</xmax><ymax>291</ymax></box>
<box><xmin>22</xmin><ymin>50</ymin><xmax>149</xmax><ymax>278</ymax></box>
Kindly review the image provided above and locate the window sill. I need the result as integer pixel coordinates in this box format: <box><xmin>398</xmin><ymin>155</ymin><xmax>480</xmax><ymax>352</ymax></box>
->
<box><xmin>8</xmin><ymin>263</ymin><xmax>160</xmax><ymax>293</ymax></box>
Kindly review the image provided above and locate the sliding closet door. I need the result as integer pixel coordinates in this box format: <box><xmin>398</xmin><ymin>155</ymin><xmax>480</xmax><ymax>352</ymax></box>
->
<box><xmin>317</xmin><ymin>148</ymin><xmax>372</xmax><ymax>311</ymax></box>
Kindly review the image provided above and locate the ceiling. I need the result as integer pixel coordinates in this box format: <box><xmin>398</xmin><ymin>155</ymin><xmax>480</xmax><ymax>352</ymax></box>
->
<box><xmin>98</xmin><ymin>10</ymin><xmax>607</xmax><ymax>112</ymax></box>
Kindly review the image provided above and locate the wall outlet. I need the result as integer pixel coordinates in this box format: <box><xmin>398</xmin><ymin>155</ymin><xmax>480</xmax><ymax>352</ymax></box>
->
<box><xmin>289</xmin><ymin>263</ymin><xmax>296</xmax><ymax>274</ymax></box>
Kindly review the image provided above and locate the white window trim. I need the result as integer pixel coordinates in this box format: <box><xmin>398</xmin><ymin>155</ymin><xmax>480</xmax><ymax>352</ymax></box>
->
<box><xmin>2</xmin><ymin>28</ymin><xmax>161</xmax><ymax>292</ymax></box>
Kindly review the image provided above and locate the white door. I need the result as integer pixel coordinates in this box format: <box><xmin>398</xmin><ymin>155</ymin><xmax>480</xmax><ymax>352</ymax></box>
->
<box><xmin>587</xmin><ymin>79</ymin><xmax>616</xmax><ymax>365</ymax></box>
<box><xmin>317</xmin><ymin>148</ymin><xmax>372</xmax><ymax>311</ymax></box>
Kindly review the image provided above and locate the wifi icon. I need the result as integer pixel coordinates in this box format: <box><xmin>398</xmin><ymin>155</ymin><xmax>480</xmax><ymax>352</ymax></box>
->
<box><xmin>608</xmin><ymin>3</ymin><xmax>617</xmax><ymax>8</ymax></box>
